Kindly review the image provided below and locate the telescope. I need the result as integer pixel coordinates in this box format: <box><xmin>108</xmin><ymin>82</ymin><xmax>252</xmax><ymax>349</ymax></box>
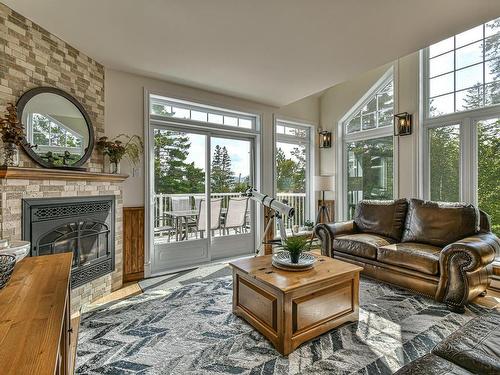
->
<box><xmin>244</xmin><ymin>187</ymin><xmax>295</xmax><ymax>253</ymax></box>
<box><xmin>244</xmin><ymin>188</ymin><xmax>295</xmax><ymax>219</ymax></box>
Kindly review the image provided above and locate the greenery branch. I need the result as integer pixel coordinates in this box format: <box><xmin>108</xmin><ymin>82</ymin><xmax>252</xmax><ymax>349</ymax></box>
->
<box><xmin>97</xmin><ymin>134</ymin><xmax>143</xmax><ymax>166</ymax></box>
<box><xmin>0</xmin><ymin>103</ymin><xmax>28</xmax><ymax>146</ymax></box>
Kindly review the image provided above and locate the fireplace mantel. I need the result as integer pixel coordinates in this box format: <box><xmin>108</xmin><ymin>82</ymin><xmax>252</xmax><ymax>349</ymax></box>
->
<box><xmin>0</xmin><ymin>167</ymin><xmax>128</xmax><ymax>182</ymax></box>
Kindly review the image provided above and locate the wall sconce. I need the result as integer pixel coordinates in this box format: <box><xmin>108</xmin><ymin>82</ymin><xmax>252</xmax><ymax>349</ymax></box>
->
<box><xmin>318</xmin><ymin>129</ymin><xmax>332</xmax><ymax>148</ymax></box>
<box><xmin>394</xmin><ymin>112</ymin><xmax>412</xmax><ymax>136</ymax></box>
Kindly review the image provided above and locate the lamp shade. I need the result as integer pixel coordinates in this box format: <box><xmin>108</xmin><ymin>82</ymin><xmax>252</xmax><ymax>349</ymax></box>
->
<box><xmin>314</xmin><ymin>175</ymin><xmax>335</xmax><ymax>192</ymax></box>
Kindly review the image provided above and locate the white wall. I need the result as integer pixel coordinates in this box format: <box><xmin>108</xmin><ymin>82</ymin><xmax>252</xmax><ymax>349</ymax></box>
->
<box><xmin>105</xmin><ymin>69</ymin><xmax>320</xmax><ymax>207</ymax></box>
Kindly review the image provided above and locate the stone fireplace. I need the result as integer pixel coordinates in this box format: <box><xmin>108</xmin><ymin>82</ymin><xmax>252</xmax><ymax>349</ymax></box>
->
<box><xmin>0</xmin><ymin>169</ymin><xmax>125</xmax><ymax>314</ymax></box>
<box><xmin>22</xmin><ymin>196</ymin><xmax>115</xmax><ymax>288</ymax></box>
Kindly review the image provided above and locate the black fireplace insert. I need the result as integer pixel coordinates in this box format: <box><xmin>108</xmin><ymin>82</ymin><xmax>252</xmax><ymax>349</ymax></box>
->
<box><xmin>22</xmin><ymin>196</ymin><xmax>115</xmax><ymax>288</ymax></box>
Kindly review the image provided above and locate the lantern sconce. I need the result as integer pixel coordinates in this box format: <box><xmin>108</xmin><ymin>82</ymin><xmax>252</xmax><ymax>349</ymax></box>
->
<box><xmin>394</xmin><ymin>112</ymin><xmax>412</xmax><ymax>136</ymax></box>
<box><xmin>318</xmin><ymin>128</ymin><xmax>332</xmax><ymax>148</ymax></box>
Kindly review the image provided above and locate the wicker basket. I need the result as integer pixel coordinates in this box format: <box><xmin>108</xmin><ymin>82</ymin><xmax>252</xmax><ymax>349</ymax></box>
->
<box><xmin>0</xmin><ymin>254</ymin><xmax>16</xmax><ymax>289</ymax></box>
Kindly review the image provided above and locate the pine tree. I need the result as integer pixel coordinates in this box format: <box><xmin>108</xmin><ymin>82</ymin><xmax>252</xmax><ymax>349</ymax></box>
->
<box><xmin>211</xmin><ymin>145</ymin><xmax>234</xmax><ymax>193</ymax></box>
<box><xmin>276</xmin><ymin>147</ymin><xmax>299</xmax><ymax>193</ymax></box>
<box><xmin>154</xmin><ymin>129</ymin><xmax>205</xmax><ymax>194</ymax></box>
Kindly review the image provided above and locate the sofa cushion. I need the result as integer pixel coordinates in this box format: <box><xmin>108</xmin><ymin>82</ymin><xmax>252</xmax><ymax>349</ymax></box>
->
<box><xmin>354</xmin><ymin>199</ymin><xmax>408</xmax><ymax>241</ymax></box>
<box><xmin>432</xmin><ymin>310</ymin><xmax>500</xmax><ymax>375</ymax></box>
<box><xmin>402</xmin><ymin>199</ymin><xmax>479</xmax><ymax>247</ymax></box>
<box><xmin>334</xmin><ymin>233</ymin><xmax>395</xmax><ymax>260</ymax></box>
<box><xmin>377</xmin><ymin>242</ymin><xmax>441</xmax><ymax>275</ymax></box>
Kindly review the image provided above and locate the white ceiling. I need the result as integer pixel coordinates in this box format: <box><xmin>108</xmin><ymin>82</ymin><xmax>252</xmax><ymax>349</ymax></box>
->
<box><xmin>5</xmin><ymin>0</ymin><xmax>500</xmax><ymax>106</ymax></box>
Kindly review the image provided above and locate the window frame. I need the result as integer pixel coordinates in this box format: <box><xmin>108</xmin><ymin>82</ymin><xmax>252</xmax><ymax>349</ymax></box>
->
<box><xmin>27</xmin><ymin>112</ymin><xmax>84</xmax><ymax>153</ymax></box>
<box><xmin>337</xmin><ymin>68</ymin><xmax>397</xmax><ymax>220</ymax></box>
<box><xmin>422</xmin><ymin>23</ymin><xmax>500</xmax><ymax>121</ymax></box>
<box><xmin>422</xmin><ymin>24</ymin><xmax>500</xmax><ymax>204</ymax></box>
<box><xmin>150</xmin><ymin>94</ymin><xmax>259</xmax><ymax>134</ymax></box>
<box><xmin>273</xmin><ymin>117</ymin><xmax>315</xmax><ymax>226</ymax></box>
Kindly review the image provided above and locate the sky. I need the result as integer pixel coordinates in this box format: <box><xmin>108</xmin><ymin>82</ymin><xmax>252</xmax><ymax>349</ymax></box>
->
<box><xmin>185</xmin><ymin>134</ymin><xmax>251</xmax><ymax>179</ymax></box>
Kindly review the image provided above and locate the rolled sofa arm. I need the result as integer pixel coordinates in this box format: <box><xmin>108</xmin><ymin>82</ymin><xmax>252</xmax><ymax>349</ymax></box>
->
<box><xmin>436</xmin><ymin>232</ymin><xmax>500</xmax><ymax>310</ymax></box>
<box><xmin>314</xmin><ymin>221</ymin><xmax>356</xmax><ymax>257</ymax></box>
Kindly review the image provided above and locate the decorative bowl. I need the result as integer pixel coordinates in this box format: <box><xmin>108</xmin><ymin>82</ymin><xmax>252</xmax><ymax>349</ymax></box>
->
<box><xmin>0</xmin><ymin>240</ymin><xmax>30</xmax><ymax>261</ymax></box>
<box><xmin>0</xmin><ymin>254</ymin><xmax>16</xmax><ymax>289</ymax></box>
<box><xmin>272</xmin><ymin>251</ymin><xmax>316</xmax><ymax>271</ymax></box>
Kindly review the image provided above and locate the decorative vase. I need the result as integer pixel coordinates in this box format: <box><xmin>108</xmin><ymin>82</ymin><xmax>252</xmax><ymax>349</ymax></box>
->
<box><xmin>290</xmin><ymin>251</ymin><xmax>301</xmax><ymax>264</ymax></box>
<box><xmin>0</xmin><ymin>142</ymin><xmax>19</xmax><ymax>167</ymax></box>
<box><xmin>110</xmin><ymin>159</ymin><xmax>121</xmax><ymax>174</ymax></box>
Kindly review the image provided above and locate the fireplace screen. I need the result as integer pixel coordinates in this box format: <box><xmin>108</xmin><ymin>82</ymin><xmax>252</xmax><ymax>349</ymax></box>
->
<box><xmin>23</xmin><ymin>196</ymin><xmax>115</xmax><ymax>288</ymax></box>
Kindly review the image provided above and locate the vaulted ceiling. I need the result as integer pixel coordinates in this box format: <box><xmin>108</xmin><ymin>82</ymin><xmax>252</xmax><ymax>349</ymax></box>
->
<box><xmin>5</xmin><ymin>0</ymin><xmax>500</xmax><ymax>106</ymax></box>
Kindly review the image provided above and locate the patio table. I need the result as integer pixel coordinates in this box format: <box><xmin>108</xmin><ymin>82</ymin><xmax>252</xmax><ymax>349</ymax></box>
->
<box><xmin>163</xmin><ymin>210</ymin><xmax>198</xmax><ymax>241</ymax></box>
<box><xmin>162</xmin><ymin>208</ymin><xmax>228</xmax><ymax>241</ymax></box>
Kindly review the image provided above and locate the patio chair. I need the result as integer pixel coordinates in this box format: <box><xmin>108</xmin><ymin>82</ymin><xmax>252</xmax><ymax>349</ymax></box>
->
<box><xmin>223</xmin><ymin>197</ymin><xmax>249</xmax><ymax>235</ymax></box>
<box><xmin>171</xmin><ymin>196</ymin><xmax>191</xmax><ymax>211</ymax></box>
<box><xmin>196</xmin><ymin>198</ymin><xmax>222</xmax><ymax>238</ymax></box>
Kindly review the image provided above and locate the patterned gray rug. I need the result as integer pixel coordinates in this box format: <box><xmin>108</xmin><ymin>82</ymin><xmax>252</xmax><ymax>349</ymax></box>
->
<box><xmin>76</xmin><ymin>276</ymin><xmax>490</xmax><ymax>374</ymax></box>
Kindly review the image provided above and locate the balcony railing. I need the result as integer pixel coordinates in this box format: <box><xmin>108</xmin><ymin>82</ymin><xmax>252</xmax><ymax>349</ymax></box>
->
<box><xmin>154</xmin><ymin>192</ymin><xmax>307</xmax><ymax>230</ymax></box>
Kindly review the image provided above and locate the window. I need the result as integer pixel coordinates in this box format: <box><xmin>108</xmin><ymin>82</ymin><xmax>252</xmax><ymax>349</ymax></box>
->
<box><xmin>340</xmin><ymin>69</ymin><xmax>395</xmax><ymax>219</ymax></box>
<box><xmin>428</xmin><ymin>125</ymin><xmax>460</xmax><ymax>202</ymax></box>
<box><xmin>422</xmin><ymin>18</ymin><xmax>500</xmax><ymax>237</ymax></box>
<box><xmin>29</xmin><ymin>113</ymin><xmax>83</xmax><ymax>151</ymax></box>
<box><xmin>150</xmin><ymin>95</ymin><xmax>257</xmax><ymax>131</ymax></box>
<box><xmin>425</xmin><ymin>18</ymin><xmax>500</xmax><ymax>118</ymax></box>
<box><xmin>274</xmin><ymin>120</ymin><xmax>313</xmax><ymax>231</ymax></box>
<box><xmin>345</xmin><ymin>80</ymin><xmax>394</xmax><ymax>134</ymax></box>
<box><xmin>477</xmin><ymin>118</ymin><xmax>500</xmax><ymax>235</ymax></box>
<box><xmin>346</xmin><ymin>137</ymin><xmax>394</xmax><ymax>218</ymax></box>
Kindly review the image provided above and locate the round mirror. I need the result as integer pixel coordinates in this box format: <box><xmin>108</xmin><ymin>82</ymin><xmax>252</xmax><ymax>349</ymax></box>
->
<box><xmin>16</xmin><ymin>87</ymin><xmax>94</xmax><ymax>169</ymax></box>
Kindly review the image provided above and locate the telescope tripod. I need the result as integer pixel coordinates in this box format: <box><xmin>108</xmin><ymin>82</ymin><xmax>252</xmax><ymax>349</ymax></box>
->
<box><xmin>256</xmin><ymin>209</ymin><xmax>287</xmax><ymax>255</ymax></box>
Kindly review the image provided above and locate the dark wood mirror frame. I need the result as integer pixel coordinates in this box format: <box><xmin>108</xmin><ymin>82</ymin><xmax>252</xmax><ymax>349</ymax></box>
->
<box><xmin>16</xmin><ymin>87</ymin><xmax>95</xmax><ymax>170</ymax></box>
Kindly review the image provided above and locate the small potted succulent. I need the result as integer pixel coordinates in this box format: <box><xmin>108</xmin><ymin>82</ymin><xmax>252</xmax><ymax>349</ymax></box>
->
<box><xmin>97</xmin><ymin>134</ymin><xmax>143</xmax><ymax>174</ymax></box>
<box><xmin>304</xmin><ymin>219</ymin><xmax>315</xmax><ymax>231</ymax></box>
<box><xmin>280</xmin><ymin>235</ymin><xmax>310</xmax><ymax>264</ymax></box>
<box><xmin>0</xmin><ymin>103</ymin><xmax>27</xmax><ymax>167</ymax></box>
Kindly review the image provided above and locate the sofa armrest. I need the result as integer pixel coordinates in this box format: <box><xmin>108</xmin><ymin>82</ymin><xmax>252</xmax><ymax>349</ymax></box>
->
<box><xmin>436</xmin><ymin>232</ymin><xmax>500</xmax><ymax>310</ymax></box>
<box><xmin>314</xmin><ymin>221</ymin><xmax>356</xmax><ymax>257</ymax></box>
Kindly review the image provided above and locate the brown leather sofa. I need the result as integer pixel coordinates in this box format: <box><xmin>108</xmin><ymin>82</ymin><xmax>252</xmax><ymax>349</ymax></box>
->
<box><xmin>315</xmin><ymin>198</ymin><xmax>500</xmax><ymax>313</ymax></box>
<box><xmin>395</xmin><ymin>309</ymin><xmax>500</xmax><ymax>374</ymax></box>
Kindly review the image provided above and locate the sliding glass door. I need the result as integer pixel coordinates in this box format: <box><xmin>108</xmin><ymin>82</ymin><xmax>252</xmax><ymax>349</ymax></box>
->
<box><xmin>150</xmin><ymin>126</ymin><xmax>256</xmax><ymax>275</ymax></box>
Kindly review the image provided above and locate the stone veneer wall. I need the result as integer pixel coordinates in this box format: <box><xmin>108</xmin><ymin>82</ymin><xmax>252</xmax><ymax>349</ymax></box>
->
<box><xmin>0</xmin><ymin>3</ymin><xmax>104</xmax><ymax>171</ymax></box>
<box><xmin>0</xmin><ymin>4</ymin><xmax>123</xmax><ymax>314</ymax></box>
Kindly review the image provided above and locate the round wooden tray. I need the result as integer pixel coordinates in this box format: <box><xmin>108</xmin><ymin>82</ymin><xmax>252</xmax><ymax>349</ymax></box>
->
<box><xmin>271</xmin><ymin>260</ymin><xmax>314</xmax><ymax>272</ymax></box>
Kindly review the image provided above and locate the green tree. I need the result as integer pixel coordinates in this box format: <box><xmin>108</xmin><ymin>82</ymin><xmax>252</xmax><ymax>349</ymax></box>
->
<box><xmin>276</xmin><ymin>147</ymin><xmax>298</xmax><ymax>192</ymax></box>
<box><xmin>154</xmin><ymin>129</ymin><xmax>205</xmax><ymax>194</ymax></box>
<box><xmin>291</xmin><ymin>146</ymin><xmax>306</xmax><ymax>193</ymax></box>
<box><xmin>429</xmin><ymin>126</ymin><xmax>460</xmax><ymax>202</ymax></box>
<box><xmin>457</xmin><ymin>21</ymin><xmax>500</xmax><ymax>235</ymax></box>
<box><xmin>348</xmin><ymin>138</ymin><xmax>393</xmax><ymax>195</ymax></box>
<box><xmin>477</xmin><ymin>120</ymin><xmax>500</xmax><ymax>236</ymax></box>
<box><xmin>211</xmin><ymin>145</ymin><xmax>234</xmax><ymax>193</ymax></box>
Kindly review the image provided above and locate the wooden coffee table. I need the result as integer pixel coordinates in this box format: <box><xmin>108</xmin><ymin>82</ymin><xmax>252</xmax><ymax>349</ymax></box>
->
<box><xmin>229</xmin><ymin>254</ymin><xmax>363</xmax><ymax>355</ymax></box>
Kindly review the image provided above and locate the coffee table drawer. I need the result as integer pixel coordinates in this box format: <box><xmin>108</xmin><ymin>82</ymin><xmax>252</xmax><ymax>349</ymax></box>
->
<box><xmin>236</xmin><ymin>276</ymin><xmax>277</xmax><ymax>330</ymax></box>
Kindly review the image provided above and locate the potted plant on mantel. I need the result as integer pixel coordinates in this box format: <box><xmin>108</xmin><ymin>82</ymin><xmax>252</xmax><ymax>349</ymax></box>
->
<box><xmin>0</xmin><ymin>103</ymin><xmax>27</xmax><ymax>167</ymax></box>
<box><xmin>97</xmin><ymin>134</ymin><xmax>143</xmax><ymax>174</ymax></box>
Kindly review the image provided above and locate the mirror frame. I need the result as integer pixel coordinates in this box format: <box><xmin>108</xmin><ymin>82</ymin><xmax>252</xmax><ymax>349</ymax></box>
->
<box><xmin>16</xmin><ymin>87</ymin><xmax>95</xmax><ymax>169</ymax></box>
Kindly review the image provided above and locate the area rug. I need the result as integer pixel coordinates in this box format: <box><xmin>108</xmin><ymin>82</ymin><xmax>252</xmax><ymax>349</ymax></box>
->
<box><xmin>75</xmin><ymin>276</ymin><xmax>490</xmax><ymax>374</ymax></box>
